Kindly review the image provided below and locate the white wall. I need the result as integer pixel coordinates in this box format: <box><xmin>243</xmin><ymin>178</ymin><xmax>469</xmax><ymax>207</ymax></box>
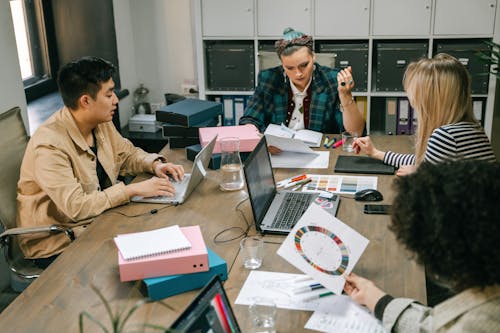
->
<box><xmin>114</xmin><ymin>0</ymin><xmax>196</xmax><ymax>127</ymax></box>
<box><xmin>0</xmin><ymin>0</ymin><xmax>29</xmax><ymax>132</ymax></box>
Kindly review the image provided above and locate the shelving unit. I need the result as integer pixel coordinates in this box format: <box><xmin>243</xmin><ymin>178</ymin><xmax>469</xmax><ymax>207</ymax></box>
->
<box><xmin>192</xmin><ymin>0</ymin><xmax>499</xmax><ymax>135</ymax></box>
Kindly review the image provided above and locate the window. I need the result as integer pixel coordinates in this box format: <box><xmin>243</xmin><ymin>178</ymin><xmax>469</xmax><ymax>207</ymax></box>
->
<box><xmin>9</xmin><ymin>0</ymin><xmax>58</xmax><ymax>101</ymax></box>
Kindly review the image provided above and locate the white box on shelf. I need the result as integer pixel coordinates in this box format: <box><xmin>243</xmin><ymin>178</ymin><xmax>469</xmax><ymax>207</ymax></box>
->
<box><xmin>128</xmin><ymin>114</ymin><xmax>159</xmax><ymax>133</ymax></box>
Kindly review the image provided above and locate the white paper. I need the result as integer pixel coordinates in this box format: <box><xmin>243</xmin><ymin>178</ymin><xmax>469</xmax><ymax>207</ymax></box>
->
<box><xmin>305</xmin><ymin>296</ymin><xmax>385</xmax><ymax>333</ymax></box>
<box><xmin>265</xmin><ymin>134</ymin><xmax>316</xmax><ymax>154</ymax></box>
<box><xmin>271</xmin><ymin>151</ymin><xmax>330</xmax><ymax>169</ymax></box>
<box><xmin>235</xmin><ymin>271</ymin><xmax>340</xmax><ymax>311</ymax></box>
<box><xmin>277</xmin><ymin>204</ymin><xmax>369</xmax><ymax>295</ymax></box>
<box><xmin>300</xmin><ymin>174</ymin><xmax>378</xmax><ymax>194</ymax></box>
<box><xmin>264</xmin><ymin>123</ymin><xmax>323</xmax><ymax>148</ymax></box>
<box><xmin>114</xmin><ymin>225</ymin><xmax>191</xmax><ymax>260</ymax></box>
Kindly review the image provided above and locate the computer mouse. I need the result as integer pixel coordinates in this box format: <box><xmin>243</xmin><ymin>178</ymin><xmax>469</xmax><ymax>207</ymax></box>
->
<box><xmin>354</xmin><ymin>189</ymin><xmax>383</xmax><ymax>202</ymax></box>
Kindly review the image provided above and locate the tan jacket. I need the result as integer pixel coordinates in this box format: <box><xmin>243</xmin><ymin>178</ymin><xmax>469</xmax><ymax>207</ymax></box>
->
<box><xmin>17</xmin><ymin>107</ymin><xmax>164</xmax><ymax>259</ymax></box>
<box><xmin>383</xmin><ymin>285</ymin><xmax>500</xmax><ymax>332</ymax></box>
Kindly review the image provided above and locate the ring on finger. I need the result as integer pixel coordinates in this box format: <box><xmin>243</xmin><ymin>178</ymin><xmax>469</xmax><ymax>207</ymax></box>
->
<box><xmin>348</xmin><ymin>80</ymin><xmax>353</xmax><ymax>85</ymax></box>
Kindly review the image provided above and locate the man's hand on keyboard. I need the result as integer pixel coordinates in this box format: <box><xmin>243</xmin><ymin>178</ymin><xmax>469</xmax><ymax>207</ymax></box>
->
<box><xmin>154</xmin><ymin>162</ymin><xmax>185</xmax><ymax>182</ymax></box>
<box><xmin>125</xmin><ymin>176</ymin><xmax>176</xmax><ymax>198</ymax></box>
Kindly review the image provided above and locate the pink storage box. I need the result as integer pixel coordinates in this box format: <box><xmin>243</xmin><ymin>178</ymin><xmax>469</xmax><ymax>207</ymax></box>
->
<box><xmin>117</xmin><ymin>225</ymin><xmax>208</xmax><ymax>282</ymax></box>
<box><xmin>199</xmin><ymin>125</ymin><xmax>261</xmax><ymax>153</ymax></box>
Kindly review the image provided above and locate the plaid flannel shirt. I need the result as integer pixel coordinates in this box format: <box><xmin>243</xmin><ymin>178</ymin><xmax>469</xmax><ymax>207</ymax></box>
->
<box><xmin>239</xmin><ymin>63</ymin><xmax>344</xmax><ymax>133</ymax></box>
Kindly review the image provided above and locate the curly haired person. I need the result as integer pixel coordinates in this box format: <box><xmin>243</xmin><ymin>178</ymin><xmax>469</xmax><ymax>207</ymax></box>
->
<box><xmin>344</xmin><ymin>160</ymin><xmax>500</xmax><ymax>332</ymax></box>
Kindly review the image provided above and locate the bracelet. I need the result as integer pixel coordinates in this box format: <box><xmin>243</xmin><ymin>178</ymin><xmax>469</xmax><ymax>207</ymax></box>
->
<box><xmin>339</xmin><ymin>96</ymin><xmax>355</xmax><ymax>112</ymax></box>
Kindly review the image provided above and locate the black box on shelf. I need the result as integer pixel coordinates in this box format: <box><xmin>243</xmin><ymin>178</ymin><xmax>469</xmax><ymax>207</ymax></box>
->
<box><xmin>168</xmin><ymin>137</ymin><xmax>200</xmax><ymax>149</ymax></box>
<box><xmin>435</xmin><ymin>41</ymin><xmax>490</xmax><ymax>94</ymax></box>
<box><xmin>162</xmin><ymin>117</ymin><xmax>219</xmax><ymax>138</ymax></box>
<box><xmin>318</xmin><ymin>42</ymin><xmax>369</xmax><ymax>92</ymax></box>
<box><xmin>375</xmin><ymin>42</ymin><xmax>428</xmax><ymax>91</ymax></box>
<box><xmin>186</xmin><ymin>144</ymin><xmax>251</xmax><ymax>170</ymax></box>
<box><xmin>205</xmin><ymin>41</ymin><xmax>255</xmax><ymax>91</ymax></box>
<box><xmin>156</xmin><ymin>99</ymin><xmax>222</xmax><ymax>126</ymax></box>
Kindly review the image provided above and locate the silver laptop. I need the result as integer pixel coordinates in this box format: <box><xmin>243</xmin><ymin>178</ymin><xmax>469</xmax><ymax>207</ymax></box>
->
<box><xmin>243</xmin><ymin>137</ymin><xmax>339</xmax><ymax>235</ymax></box>
<box><xmin>131</xmin><ymin>135</ymin><xmax>217</xmax><ymax>204</ymax></box>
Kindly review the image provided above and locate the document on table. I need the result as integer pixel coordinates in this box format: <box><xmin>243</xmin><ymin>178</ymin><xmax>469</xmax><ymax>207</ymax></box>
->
<box><xmin>265</xmin><ymin>134</ymin><xmax>317</xmax><ymax>153</ymax></box>
<box><xmin>277</xmin><ymin>203</ymin><xmax>369</xmax><ymax>295</ymax></box>
<box><xmin>301</xmin><ymin>174</ymin><xmax>378</xmax><ymax>194</ymax></box>
<box><xmin>235</xmin><ymin>270</ymin><xmax>339</xmax><ymax>311</ymax></box>
<box><xmin>264</xmin><ymin>123</ymin><xmax>323</xmax><ymax>148</ymax></box>
<box><xmin>305</xmin><ymin>295</ymin><xmax>385</xmax><ymax>333</ymax></box>
<box><xmin>271</xmin><ymin>151</ymin><xmax>330</xmax><ymax>169</ymax></box>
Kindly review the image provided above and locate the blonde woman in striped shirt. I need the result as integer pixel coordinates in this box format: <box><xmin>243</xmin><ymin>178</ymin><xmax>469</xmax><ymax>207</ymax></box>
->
<box><xmin>353</xmin><ymin>53</ymin><xmax>496</xmax><ymax>176</ymax></box>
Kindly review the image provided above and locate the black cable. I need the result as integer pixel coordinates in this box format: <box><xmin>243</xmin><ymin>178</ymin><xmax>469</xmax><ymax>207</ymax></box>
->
<box><xmin>213</xmin><ymin>196</ymin><xmax>255</xmax><ymax>244</ymax></box>
<box><xmin>107</xmin><ymin>203</ymin><xmax>177</xmax><ymax>218</ymax></box>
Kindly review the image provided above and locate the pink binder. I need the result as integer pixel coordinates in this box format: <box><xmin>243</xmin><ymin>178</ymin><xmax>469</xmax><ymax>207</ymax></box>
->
<box><xmin>199</xmin><ymin>125</ymin><xmax>260</xmax><ymax>153</ymax></box>
<box><xmin>117</xmin><ymin>225</ymin><xmax>208</xmax><ymax>282</ymax></box>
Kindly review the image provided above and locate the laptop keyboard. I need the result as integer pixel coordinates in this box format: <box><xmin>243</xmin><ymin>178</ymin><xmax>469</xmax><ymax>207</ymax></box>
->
<box><xmin>140</xmin><ymin>176</ymin><xmax>190</xmax><ymax>202</ymax></box>
<box><xmin>271</xmin><ymin>192</ymin><xmax>316</xmax><ymax>229</ymax></box>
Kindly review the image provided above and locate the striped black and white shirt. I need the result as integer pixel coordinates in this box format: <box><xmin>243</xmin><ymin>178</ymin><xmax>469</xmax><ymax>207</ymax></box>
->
<box><xmin>384</xmin><ymin>122</ymin><xmax>496</xmax><ymax>167</ymax></box>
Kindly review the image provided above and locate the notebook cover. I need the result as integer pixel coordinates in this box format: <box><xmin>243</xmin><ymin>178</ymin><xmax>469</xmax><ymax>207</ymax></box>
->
<box><xmin>156</xmin><ymin>99</ymin><xmax>223</xmax><ymax>126</ymax></box>
<box><xmin>117</xmin><ymin>225</ymin><xmax>209</xmax><ymax>282</ymax></box>
<box><xmin>198</xmin><ymin>125</ymin><xmax>260</xmax><ymax>153</ymax></box>
<box><xmin>334</xmin><ymin>155</ymin><xmax>395</xmax><ymax>175</ymax></box>
<box><xmin>141</xmin><ymin>248</ymin><xmax>228</xmax><ymax>300</ymax></box>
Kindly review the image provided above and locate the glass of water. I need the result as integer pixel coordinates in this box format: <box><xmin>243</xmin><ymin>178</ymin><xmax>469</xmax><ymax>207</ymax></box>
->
<box><xmin>249</xmin><ymin>297</ymin><xmax>277</xmax><ymax>333</ymax></box>
<box><xmin>240</xmin><ymin>236</ymin><xmax>264</xmax><ymax>269</ymax></box>
<box><xmin>219</xmin><ymin>137</ymin><xmax>244</xmax><ymax>191</ymax></box>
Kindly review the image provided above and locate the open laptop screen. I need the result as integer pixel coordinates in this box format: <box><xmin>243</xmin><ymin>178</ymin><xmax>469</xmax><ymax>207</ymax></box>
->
<box><xmin>243</xmin><ymin>137</ymin><xmax>276</xmax><ymax>226</ymax></box>
<box><xmin>169</xmin><ymin>276</ymin><xmax>241</xmax><ymax>333</ymax></box>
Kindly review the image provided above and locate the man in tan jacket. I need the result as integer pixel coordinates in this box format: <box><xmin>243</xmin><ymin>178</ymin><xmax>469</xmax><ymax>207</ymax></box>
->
<box><xmin>17</xmin><ymin>57</ymin><xmax>184</xmax><ymax>267</ymax></box>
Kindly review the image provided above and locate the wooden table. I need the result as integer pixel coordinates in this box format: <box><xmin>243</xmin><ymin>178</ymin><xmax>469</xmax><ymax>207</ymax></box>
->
<box><xmin>0</xmin><ymin>135</ymin><xmax>425</xmax><ymax>332</ymax></box>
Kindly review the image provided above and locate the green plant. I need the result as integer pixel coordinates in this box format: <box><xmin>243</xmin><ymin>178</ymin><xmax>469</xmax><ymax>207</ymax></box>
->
<box><xmin>79</xmin><ymin>284</ymin><xmax>173</xmax><ymax>333</ymax></box>
<box><xmin>476</xmin><ymin>40</ymin><xmax>500</xmax><ymax>80</ymax></box>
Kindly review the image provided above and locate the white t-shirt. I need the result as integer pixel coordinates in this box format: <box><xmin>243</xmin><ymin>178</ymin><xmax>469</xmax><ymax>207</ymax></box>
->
<box><xmin>288</xmin><ymin>78</ymin><xmax>312</xmax><ymax>130</ymax></box>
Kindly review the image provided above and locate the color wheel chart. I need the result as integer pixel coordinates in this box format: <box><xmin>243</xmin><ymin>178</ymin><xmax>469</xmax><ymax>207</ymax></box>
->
<box><xmin>294</xmin><ymin>225</ymin><xmax>349</xmax><ymax>275</ymax></box>
<box><xmin>302</xmin><ymin>174</ymin><xmax>377</xmax><ymax>194</ymax></box>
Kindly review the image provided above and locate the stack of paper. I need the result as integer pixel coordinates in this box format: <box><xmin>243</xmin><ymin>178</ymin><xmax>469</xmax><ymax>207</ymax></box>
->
<box><xmin>114</xmin><ymin>225</ymin><xmax>191</xmax><ymax>260</ymax></box>
<box><xmin>264</xmin><ymin>123</ymin><xmax>323</xmax><ymax>148</ymax></box>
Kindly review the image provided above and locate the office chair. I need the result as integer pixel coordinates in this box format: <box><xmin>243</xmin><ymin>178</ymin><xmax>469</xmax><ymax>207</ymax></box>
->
<box><xmin>0</xmin><ymin>107</ymin><xmax>75</xmax><ymax>292</ymax></box>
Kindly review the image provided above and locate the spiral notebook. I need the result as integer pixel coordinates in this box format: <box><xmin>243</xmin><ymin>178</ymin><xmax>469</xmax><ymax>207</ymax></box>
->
<box><xmin>114</xmin><ymin>225</ymin><xmax>192</xmax><ymax>261</ymax></box>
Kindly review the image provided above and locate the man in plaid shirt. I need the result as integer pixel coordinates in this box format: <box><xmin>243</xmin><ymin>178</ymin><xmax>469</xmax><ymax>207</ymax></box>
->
<box><xmin>239</xmin><ymin>28</ymin><xmax>365</xmax><ymax>137</ymax></box>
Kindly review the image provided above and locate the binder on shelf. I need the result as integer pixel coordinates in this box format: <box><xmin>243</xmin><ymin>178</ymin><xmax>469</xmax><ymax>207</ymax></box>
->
<box><xmin>397</xmin><ymin>98</ymin><xmax>411</xmax><ymax>135</ymax></box>
<box><xmin>472</xmin><ymin>98</ymin><xmax>485</xmax><ymax>125</ymax></box>
<box><xmin>410</xmin><ymin>106</ymin><xmax>418</xmax><ymax>135</ymax></box>
<box><xmin>141</xmin><ymin>248</ymin><xmax>228</xmax><ymax>300</ymax></box>
<box><xmin>198</xmin><ymin>125</ymin><xmax>260</xmax><ymax>154</ymax></box>
<box><xmin>356</xmin><ymin>96</ymin><xmax>368</xmax><ymax>121</ymax></box>
<box><xmin>222</xmin><ymin>95</ymin><xmax>248</xmax><ymax>126</ymax></box>
<box><xmin>223</xmin><ymin>96</ymin><xmax>234</xmax><ymax>125</ymax></box>
<box><xmin>385</xmin><ymin>98</ymin><xmax>397</xmax><ymax>135</ymax></box>
<box><xmin>117</xmin><ymin>225</ymin><xmax>208</xmax><ymax>282</ymax></box>
<box><xmin>186</xmin><ymin>144</ymin><xmax>251</xmax><ymax>170</ymax></box>
<box><xmin>233</xmin><ymin>96</ymin><xmax>246</xmax><ymax>125</ymax></box>
<box><xmin>156</xmin><ymin>99</ymin><xmax>223</xmax><ymax>127</ymax></box>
